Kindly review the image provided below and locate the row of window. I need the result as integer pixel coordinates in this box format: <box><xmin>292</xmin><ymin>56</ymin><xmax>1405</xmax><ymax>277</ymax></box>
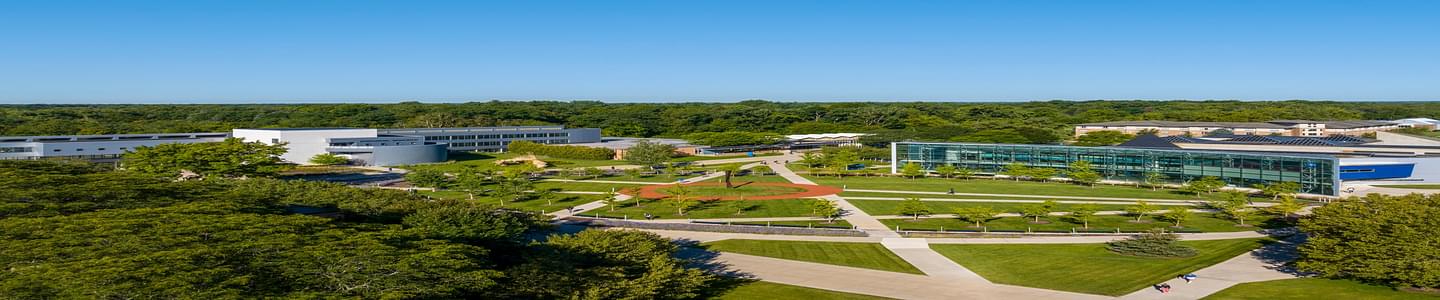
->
<box><xmin>0</xmin><ymin>147</ymin><xmax>33</xmax><ymax>153</ymax></box>
<box><xmin>423</xmin><ymin>133</ymin><xmax>568</xmax><ymax>141</ymax></box>
<box><xmin>446</xmin><ymin>139</ymin><xmax>570</xmax><ymax>148</ymax></box>
<box><xmin>46</xmin><ymin>147</ymin><xmax>127</xmax><ymax>153</ymax></box>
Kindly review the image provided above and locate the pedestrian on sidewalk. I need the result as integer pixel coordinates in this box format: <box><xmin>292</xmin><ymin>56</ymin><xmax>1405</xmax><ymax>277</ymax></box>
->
<box><xmin>948</xmin><ymin>188</ymin><xmax>955</xmax><ymax>195</ymax></box>
<box><xmin>1182</xmin><ymin>273</ymin><xmax>1198</xmax><ymax>283</ymax></box>
<box><xmin>1160</xmin><ymin>283</ymin><xmax>1171</xmax><ymax>294</ymax></box>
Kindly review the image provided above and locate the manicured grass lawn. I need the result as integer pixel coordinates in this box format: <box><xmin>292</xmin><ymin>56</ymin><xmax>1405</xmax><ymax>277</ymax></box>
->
<box><xmin>419</xmin><ymin>190</ymin><xmax>602</xmax><ymax>212</ymax></box>
<box><xmin>1373</xmin><ymin>184</ymin><xmax>1440</xmax><ymax>190</ymax></box>
<box><xmin>561</xmin><ymin>174</ymin><xmax>689</xmax><ymax>183</ymax></box>
<box><xmin>1203</xmin><ymin>278</ymin><xmax>1440</xmax><ymax>300</ymax></box>
<box><xmin>660</xmin><ymin>184</ymin><xmax>806</xmax><ymax>197</ymax></box>
<box><xmin>840</xmin><ymin>191</ymin><xmax>1061</xmax><ymax>201</ymax></box>
<box><xmin>931</xmin><ymin>238</ymin><xmax>1272</xmax><ymax>296</ymax></box>
<box><xmin>585</xmin><ymin>198</ymin><xmax>823</xmax><ymax>219</ymax></box>
<box><xmin>807</xmin><ymin>176</ymin><xmax>1257</xmax><ymax>202</ymax></box>
<box><xmin>848</xmin><ymin>199</ymin><xmax>1138</xmax><ymax>216</ymax></box>
<box><xmin>728</xmin><ymin>220</ymin><xmax>854</xmax><ymax>229</ymax></box>
<box><xmin>703</xmin><ymin>239</ymin><xmax>923</xmax><ymax>274</ymax></box>
<box><xmin>715</xmin><ymin>281</ymin><xmax>890</xmax><ymax>300</ymax></box>
<box><xmin>881</xmin><ymin>213</ymin><xmax>1279</xmax><ymax>233</ymax></box>
<box><xmin>695</xmin><ymin>174</ymin><xmax>795</xmax><ymax>183</ymax></box>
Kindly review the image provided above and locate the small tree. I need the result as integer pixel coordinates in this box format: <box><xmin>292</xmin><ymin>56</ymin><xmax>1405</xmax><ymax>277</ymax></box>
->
<box><xmin>1066</xmin><ymin>160</ymin><xmax>1102</xmax><ymax>187</ymax></box>
<box><xmin>1106</xmin><ymin>229</ymin><xmax>1198</xmax><ymax>257</ymax></box>
<box><xmin>1184</xmin><ymin>176</ymin><xmax>1226</xmax><ymax>196</ymax></box>
<box><xmin>1020</xmin><ymin>203</ymin><xmax>1053</xmax><ymax>223</ymax></box>
<box><xmin>727</xmin><ymin>197</ymin><xmax>750</xmax><ymax>215</ymax></box>
<box><xmin>602</xmin><ymin>190</ymin><xmax>622</xmax><ymax>212</ymax></box>
<box><xmin>1125</xmin><ymin>200</ymin><xmax>1158</xmax><ymax>222</ymax></box>
<box><xmin>454</xmin><ymin>172</ymin><xmax>488</xmax><ymax>200</ymax></box>
<box><xmin>1162</xmin><ymin>208</ymin><xmax>1193</xmax><ymax>227</ymax></box>
<box><xmin>1224</xmin><ymin>205</ymin><xmax>1257</xmax><ymax>226</ymax></box>
<box><xmin>1255</xmin><ymin>181</ymin><xmax>1301</xmax><ymax>201</ymax></box>
<box><xmin>1027</xmin><ymin>168</ymin><xmax>1056</xmax><ymax>182</ymax></box>
<box><xmin>954</xmin><ymin>206</ymin><xmax>998</xmax><ymax>227</ymax></box>
<box><xmin>718</xmin><ymin>164</ymin><xmax>742</xmax><ymax>188</ymax></box>
<box><xmin>897</xmin><ymin>197</ymin><xmax>932</xmax><ymax>220</ymax></box>
<box><xmin>814</xmin><ymin>200</ymin><xmax>841</xmax><ymax>223</ymax></box>
<box><xmin>405</xmin><ymin>169</ymin><xmax>449</xmax><ymax>190</ymax></box>
<box><xmin>1000</xmin><ymin>162</ymin><xmax>1029</xmax><ymax>181</ymax></box>
<box><xmin>1069</xmin><ymin>203</ymin><xmax>1099</xmax><ymax>229</ymax></box>
<box><xmin>954</xmin><ymin>167</ymin><xmax>975</xmax><ymax>180</ymax></box>
<box><xmin>750</xmin><ymin>165</ymin><xmax>772</xmax><ymax>176</ymax></box>
<box><xmin>934</xmin><ymin>165</ymin><xmax>958</xmax><ymax>179</ymax></box>
<box><xmin>1268</xmin><ymin>194</ymin><xmax>1305</xmax><ymax>219</ymax></box>
<box><xmin>583</xmin><ymin>167</ymin><xmax>605</xmax><ymax>180</ymax></box>
<box><xmin>309</xmin><ymin>153</ymin><xmax>350</xmax><ymax>166</ymax></box>
<box><xmin>666</xmin><ymin>184</ymin><xmax>696</xmax><ymax>216</ymax></box>
<box><xmin>900</xmin><ymin>162</ymin><xmax>924</xmax><ymax>179</ymax></box>
<box><xmin>1142</xmin><ymin>171</ymin><xmax>1167</xmax><ymax>191</ymax></box>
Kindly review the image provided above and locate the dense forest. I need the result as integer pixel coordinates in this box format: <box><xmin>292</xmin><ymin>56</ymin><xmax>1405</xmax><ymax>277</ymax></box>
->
<box><xmin>3</xmin><ymin>101</ymin><xmax>1438</xmax><ymax>144</ymax></box>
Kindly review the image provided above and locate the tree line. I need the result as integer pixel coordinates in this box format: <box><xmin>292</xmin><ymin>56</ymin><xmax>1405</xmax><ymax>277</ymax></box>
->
<box><xmin>4</xmin><ymin>100</ymin><xmax>1437</xmax><ymax>145</ymax></box>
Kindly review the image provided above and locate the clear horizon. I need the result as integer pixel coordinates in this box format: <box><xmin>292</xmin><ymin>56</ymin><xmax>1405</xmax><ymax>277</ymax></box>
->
<box><xmin>2</xmin><ymin>0</ymin><xmax>1438</xmax><ymax>104</ymax></box>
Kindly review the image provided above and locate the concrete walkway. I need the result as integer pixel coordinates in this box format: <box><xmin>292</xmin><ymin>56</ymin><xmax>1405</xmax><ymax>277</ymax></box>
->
<box><xmin>845</xmin><ymin>196</ymin><xmax>1272</xmax><ymax>207</ymax></box>
<box><xmin>639</xmin><ymin>208</ymin><xmax>1221</xmax><ymax>223</ymax></box>
<box><xmin>1118</xmin><ymin>235</ymin><xmax>1304</xmax><ymax>299</ymax></box>
<box><xmin>547</xmin><ymin>194</ymin><xmax>632</xmax><ymax>219</ymax></box>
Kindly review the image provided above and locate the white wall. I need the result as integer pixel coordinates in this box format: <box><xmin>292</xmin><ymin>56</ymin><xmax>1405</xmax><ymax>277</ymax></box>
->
<box><xmin>232</xmin><ymin>129</ymin><xmax>377</xmax><ymax>164</ymax></box>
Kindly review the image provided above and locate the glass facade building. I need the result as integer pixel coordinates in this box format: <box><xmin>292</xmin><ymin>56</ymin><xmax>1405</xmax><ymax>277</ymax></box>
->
<box><xmin>891</xmin><ymin>142</ymin><xmax>1339</xmax><ymax>195</ymax></box>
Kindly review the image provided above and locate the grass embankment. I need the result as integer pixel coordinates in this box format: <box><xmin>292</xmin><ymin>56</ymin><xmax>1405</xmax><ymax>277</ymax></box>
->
<box><xmin>703</xmin><ymin>240</ymin><xmax>923</xmax><ymax>274</ymax></box>
<box><xmin>931</xmin><ymin>238</ymin><xmax>1271</xmax><ymax>296</ymax></box>
<box><xmin>806</xmin><ymin>175</ymin><xmax>1262</xmax><ymax>202</ymax></box>
<box><xmin>586</xmin><ymin>198</ymin><xmax>824</xmax><ymax>219</ymax></box>
<box><xmin>882</xmin><ymin>213</ymin><xmax>1280</xmax><ymax>233</ymax></box>
<box><xmin>1203</xmin><ymin>278</ymin><xmax>1440</xmax><ymax>300</ymax></box>
<box><xmin>715</xmin><ymin>281</ymin><xmax>890</xmax><ymax>300</ymax></box>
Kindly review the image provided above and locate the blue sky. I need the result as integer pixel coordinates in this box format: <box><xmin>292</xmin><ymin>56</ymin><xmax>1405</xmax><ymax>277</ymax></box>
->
<box><xmin>1</xmin><ymin>0</ymin><xmax>1437</xmax><ymax>103</ymax></box>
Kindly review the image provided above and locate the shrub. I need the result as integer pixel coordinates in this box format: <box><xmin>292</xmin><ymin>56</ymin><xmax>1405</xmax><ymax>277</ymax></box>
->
<box><xmin>1106</xmin><ymin>229</ymin><xmax>1198</xmax><ymax>258</ymax></box>
<box><xmin>506</xmin><ymin>140</ymin><xmax>614</xmax><ymax>160</ymax></box>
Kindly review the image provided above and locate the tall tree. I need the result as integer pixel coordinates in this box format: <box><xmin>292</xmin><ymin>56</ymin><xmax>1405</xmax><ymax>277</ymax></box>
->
<box><xmin>626</xmin><ymin>140</ymin><xmax>675</xmax><ymax>171</ymax></box>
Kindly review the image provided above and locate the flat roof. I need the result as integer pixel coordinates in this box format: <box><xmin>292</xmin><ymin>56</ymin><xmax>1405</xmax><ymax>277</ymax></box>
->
<box><xmin>894</xmin><ymin>141</ymin><xmax>1338</xmax><ymax>160</ymax></box>
<box><xmin>235</xmin><ymin>127</ymin><xmax>365</xmax><ymax>131</ymax></box>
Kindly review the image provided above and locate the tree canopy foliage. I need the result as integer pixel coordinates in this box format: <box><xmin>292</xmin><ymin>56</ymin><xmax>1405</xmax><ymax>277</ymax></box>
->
<box><xmin>682</xmin><ymin>131</ymin><xmax>782</xmax><ymax>147</ymax></box>
<box><xmin>120</xmin><ymin>138</ymin><xmax>289</xmax><ymax>178</ymax></box>
<box><xmin>0</xmin><ymin>160</ymin><xmax>716</xmax><ymax>298</ymax></box>
<box><xmin>506</xmin><ymin>140</ymin><xmax>615</xmax><ymax>160</ymax></box>
<box><xmin>2</xmin><ymin>100</ymin><xmax>1429</xmax><ymax>144</ymax></box>
<box><xmin>1298</xmin><ymin>193</ymin><xmax>1440</xmax><ymax>289</ymax></box>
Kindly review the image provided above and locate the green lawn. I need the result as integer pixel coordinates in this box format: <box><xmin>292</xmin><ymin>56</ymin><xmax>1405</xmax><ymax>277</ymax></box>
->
<box><xmin>882</xmin><ymin>213</ymin><xmax>1279</xmax><ymax>233</ymax></box>
<box><xmin>696</xmin><ymin>174</ymin><xmax>795</xmax><ymax>183</ymax></box>
<box><xmin>419</xmin><ymin>190</ymin><xmax>603</xmax><ymax>212</ymax></box>
<box><xmin>931</xmin><ymin>238</ymin><xmax>1272</xmax><ymax>296</ymax></box>
<box><xmin>807</xmin><ymin>176</ymin><xmax>1257</xmax><ymax>202</ymax></box>
<box><xmin>534</xmin><ymin>181</ymin><xmax>649</xmax><ymax>192</ymax></box>
<box><xmin>703</xmin><ymin>240</ymin><xmax>923</xmax><ymax>274</ymax></box>
<box><xmin>714</xmin><ymin>281</ymin><xmax>890</xmax><ymax>300</ymax></box>
<box><xmin>1203</xmin><ymin>278</ymin><xmax>1440</xmax><ymax>300</ymax></box>
<box><xmin>848</xmin><ymin>199</ymin><xmax>1138</xmax><ymax>216</ymax></box>
<box><xmin>661</xmin><ymin>184</ymin><xmax>806</xmax><ymax>197</ymax></box>
<box><xmin>1373</xmin><ymin>184</ymin><xmax>1440</xmax><ymax>190</ymax></box>
<box><xmin>728</xmin><ymin>220</ymin><xmax>854</xmax><ymax>229</ymax></box>
<box><xmin>584</xmin><ymin>198</ymin><xmax>823</xmax><ymax>219</ymax></box>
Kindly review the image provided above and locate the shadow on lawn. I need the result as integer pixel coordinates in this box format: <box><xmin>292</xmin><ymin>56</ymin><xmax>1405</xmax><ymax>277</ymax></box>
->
<box><xmin>1249</xmin><ymin>233</ymin><xmax>1313</xmax><ymax>276</ymax></box>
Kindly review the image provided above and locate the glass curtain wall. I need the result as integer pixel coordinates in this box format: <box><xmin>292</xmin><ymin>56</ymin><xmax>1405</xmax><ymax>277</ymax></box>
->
<box><xmin>893</xmin><ymin>142</ymin><xmax>1338</xmax><ymax>195</ymax></box>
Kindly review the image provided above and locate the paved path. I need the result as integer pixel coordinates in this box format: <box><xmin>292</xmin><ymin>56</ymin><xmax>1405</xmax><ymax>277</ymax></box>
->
<box><xmin>547</xmin><ymin>194</ymin><xmax>632</xmax><ymax>219</ymax></box>
<box><xmin>643</xmin><ymin>227</ymin><xmax>1270</xmax><ymax>244</ymax></box>
<box><xmin>1118</xmin><ymin>235</ymin><xmax>1304</xmax><ymax>299</ymax></box>
<box><xmin>640</xmin><ymin>208</ymin><xmax>1221</xmax><ymax>223</ymax></box>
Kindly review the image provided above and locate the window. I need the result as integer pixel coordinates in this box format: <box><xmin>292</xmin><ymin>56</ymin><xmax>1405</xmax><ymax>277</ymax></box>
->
<box><xmin>1341</xmin><ymin>169</ymin><xmax>1374</xmax><ymax>173</ymax></box>
<box><xmin>0</xmin><ymin>147</ymin><xmax>32</xmax><ymax>153</ymax></box>
<box><xmin>271</xmin><ymin>138</ymin><xmax>280</xmax><ymax>144</ymax></box>
<box><xmin>53</xmin><ymin>149</ymin><xmax>62</xmax><ymax>152</ymax></box>
<box><xmin>98</xmin><ymin>148</ymin><xmax>106</xmax><ymax>151</ymax></box>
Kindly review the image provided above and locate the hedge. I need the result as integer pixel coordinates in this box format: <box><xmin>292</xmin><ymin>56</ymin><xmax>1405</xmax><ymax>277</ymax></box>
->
<box><xmin>507</xmin><ymin>140</ymin><xmax>615</xmax><ymax>160</ymax></box>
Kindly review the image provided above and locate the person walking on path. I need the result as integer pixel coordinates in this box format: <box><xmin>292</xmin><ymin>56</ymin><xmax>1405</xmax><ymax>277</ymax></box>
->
<box><xmin>1159</xmin><ymin>283</ymin><xmax>1171</xmax><ymax>294</ymax></box>
<box><xmin>1182</xmin><ymin>273</ymin><xmax>1198</xmax><ymax>283</ymax></box>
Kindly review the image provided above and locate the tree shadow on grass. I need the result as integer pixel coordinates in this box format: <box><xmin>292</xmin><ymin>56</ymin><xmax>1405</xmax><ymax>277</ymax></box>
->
<box><xmin>675</xmin><ymin>239</ymin><xmax>753</xmax><ymax>299</ymax></box>
<box><xmin>1249</xmin><ymin>234</ymin><xmax>1313</xmax><ymax>276</ymax></box>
